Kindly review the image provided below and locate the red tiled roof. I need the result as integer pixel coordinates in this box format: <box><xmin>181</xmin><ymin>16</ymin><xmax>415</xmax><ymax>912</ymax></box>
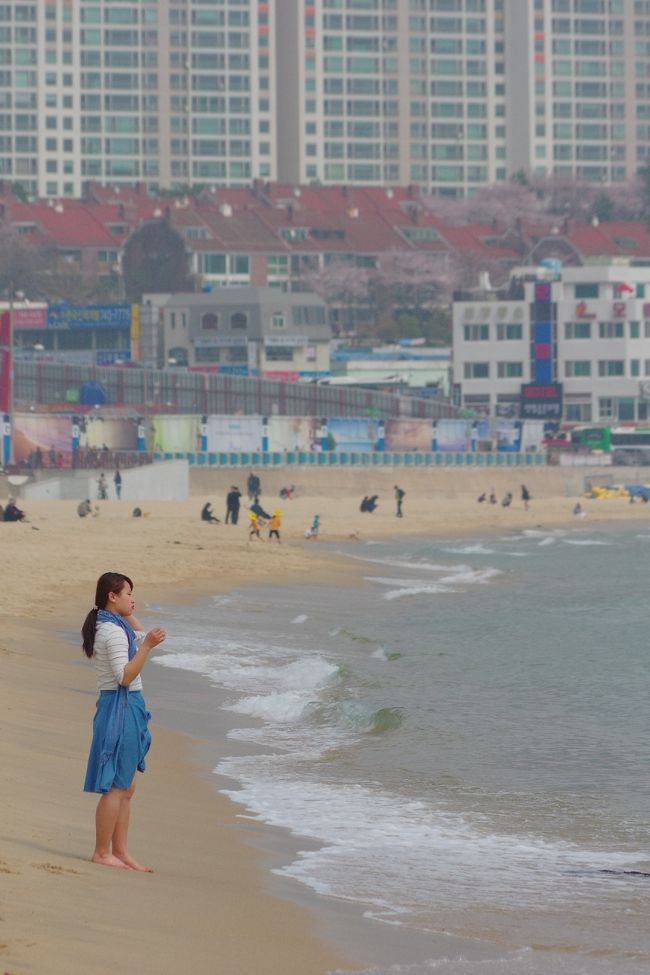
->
<box><xmin>2</xmin><ymin>181</ymin><xmax>650</xmax><ymax>266</ymax></box>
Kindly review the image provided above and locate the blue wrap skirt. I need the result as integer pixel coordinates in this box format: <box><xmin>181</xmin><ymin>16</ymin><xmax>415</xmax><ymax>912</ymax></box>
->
<box><xmin>84</xmin><ymin>689</ymin><xmax>152</xmax><ymax>794</ymax></box>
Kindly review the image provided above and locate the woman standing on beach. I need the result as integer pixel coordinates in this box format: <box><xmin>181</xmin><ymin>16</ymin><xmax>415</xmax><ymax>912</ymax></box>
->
<box><xmin>82</xmin><ymin>572</ymin><xmax>166</xmax><ymax>871</ymax></box>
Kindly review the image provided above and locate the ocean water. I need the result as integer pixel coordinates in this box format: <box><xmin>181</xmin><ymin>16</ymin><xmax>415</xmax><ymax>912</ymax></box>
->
<box><xmin>152</xmin><ymin>524</ymin><xmax>650</xmax><ymax>974</ymax></box>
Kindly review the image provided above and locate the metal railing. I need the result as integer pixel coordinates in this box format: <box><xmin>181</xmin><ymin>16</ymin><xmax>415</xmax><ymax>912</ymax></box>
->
<box><xmin>16</xmin><ymin>362</ymin><xmax>456</xmax><ymax>420</ymax></box>
<box><xmin>154</xmin><ymin>450</ymin><xmax>548</xmax><ymax>468</ymax></box>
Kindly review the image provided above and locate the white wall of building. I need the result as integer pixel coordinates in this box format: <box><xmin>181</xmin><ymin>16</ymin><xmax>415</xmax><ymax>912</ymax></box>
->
<box><xmin>453</xmin><ymin>265</ymin><xmax>650</xmax><ymax>422</ymax></box>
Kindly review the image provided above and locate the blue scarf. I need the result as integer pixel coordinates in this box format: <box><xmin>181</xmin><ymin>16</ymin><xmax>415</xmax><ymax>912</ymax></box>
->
<box><xmin>96</xmin><ymin>610</ymin><xmax>138</xmax><ymax>770</ymax></box>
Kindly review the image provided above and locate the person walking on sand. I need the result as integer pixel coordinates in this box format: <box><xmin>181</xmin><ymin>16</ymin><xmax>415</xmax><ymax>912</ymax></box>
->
<box><xmin>248</xmin><ymin>512</ymin><xmax>264</xmax><ymax>541</ymax></box>
<box><xmin>521</xmin><ymin>484</ymin><xmax>531</xmax><ymax>510</ymax></box>
<box><xmin>305</xmin><ymin>514</ymin><xmax>320</xmax><ymax>540</ymax></box>
<box><xmin>268</xmin><ymin>510</ymin><xmax>282</xmax><ymax>543</ymax></box>
<box><xmin>114</xmin><ymin>469</ymin><xmax>122</xmax><ymax>500</ymax></box>
<box><xmin>247</xmin><ymin>470</ymin><xmax>260</xmax><ymax>501</ymax></box>
<box><xmin>394</xmin><ymin>484</ymin><xmax>405</xmax><ymax>518</ymax></box>
<box><xmin>82</xmin><ymin>572</ymin><xmax>166</xmax><ymax>870</ymax></box>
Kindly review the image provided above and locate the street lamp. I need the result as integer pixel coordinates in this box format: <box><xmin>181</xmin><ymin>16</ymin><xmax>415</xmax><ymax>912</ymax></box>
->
<box><xmin>3</xmin><ymin>286</ymin><xmax>25</xmax><ymax>466</ymax></box>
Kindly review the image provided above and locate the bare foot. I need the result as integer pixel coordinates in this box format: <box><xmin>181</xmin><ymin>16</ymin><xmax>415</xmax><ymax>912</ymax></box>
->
<box><xmin>91</xmin><ymin>852</ymin><xmax>131</xmax><ymax>869</ymax></box>
<box><xmin>113</xmin><ymin>852</ymin><xmax>153</xmax><ymax>873</ymax></box>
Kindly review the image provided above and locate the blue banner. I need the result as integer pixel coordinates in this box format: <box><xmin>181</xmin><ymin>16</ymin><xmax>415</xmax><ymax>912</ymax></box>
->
<box><xmin>48</xmin><ymin>304</ymin><xmax>132</xmax><ymax>329</ymax></box>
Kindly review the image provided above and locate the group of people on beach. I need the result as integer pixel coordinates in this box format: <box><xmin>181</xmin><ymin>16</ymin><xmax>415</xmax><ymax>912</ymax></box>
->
<box><xmin>97</xmin><ymin>470</ymin><xmax>122</xmax><ymax>501</ymax></box>
<box><xmin>200</xmin><ymin>472</ymin><xmax>288</xmax><ymax>542</ymax></box>
<box><xmin>477</xmin><ymin>485</ymin><xmax>531</xmax><ymax>509</ymax></box>
<box><xmin>360</xmin><ymin>485</ymin><xmax>406</xmax><ymax>517</ymax></box>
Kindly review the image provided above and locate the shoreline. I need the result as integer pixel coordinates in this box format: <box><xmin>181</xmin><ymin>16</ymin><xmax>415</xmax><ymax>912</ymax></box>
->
<box><xmin>2</xmin><ymin>486</ymin><xmax>649</xmax><ymax>974</ymax></box>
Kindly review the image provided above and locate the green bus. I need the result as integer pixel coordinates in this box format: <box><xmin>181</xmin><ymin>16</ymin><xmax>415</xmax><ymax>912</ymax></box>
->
<box><xmin>571</xmin><ymin>426</ymin><xmax>650</xmax><ymax>464</ymax></box>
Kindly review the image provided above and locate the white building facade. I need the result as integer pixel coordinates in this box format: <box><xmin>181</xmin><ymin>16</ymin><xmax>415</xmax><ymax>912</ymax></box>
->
<box><xmin>453</xmin><ymin>265</ymin><xmax>650</xmax><ymax>424</ymax></box>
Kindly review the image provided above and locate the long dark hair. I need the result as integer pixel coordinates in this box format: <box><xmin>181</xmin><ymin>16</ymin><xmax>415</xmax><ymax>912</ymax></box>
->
<box><xmin>81</xmin><ymin>572</ymin><xmax>133</xmax><ymax>658</ymax></box>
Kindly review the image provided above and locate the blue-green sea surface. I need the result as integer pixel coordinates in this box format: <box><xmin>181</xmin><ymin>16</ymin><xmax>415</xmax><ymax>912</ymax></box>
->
<box><xmin>153</xmin><ymin>523</ymin><xmax>650</xmax><ymax>974</ymax></box>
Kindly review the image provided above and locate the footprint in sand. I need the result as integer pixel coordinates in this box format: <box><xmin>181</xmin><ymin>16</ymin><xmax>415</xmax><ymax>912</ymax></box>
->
<box><xmin>31</xmin><ymin>863</ymin><xmax>80</xmax><ymax>876</ymax></box>
<box><xmin>0</xmin><ymin>860</ymin><xmax>17</xmax><ymax>875</ymax></box>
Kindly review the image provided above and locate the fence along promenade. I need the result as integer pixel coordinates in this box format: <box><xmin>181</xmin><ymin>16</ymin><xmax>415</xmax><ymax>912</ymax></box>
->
<box><xmin>15</xmin><ymin>362</ymin><xmax>455</xmax><ymax>420</ymax></box>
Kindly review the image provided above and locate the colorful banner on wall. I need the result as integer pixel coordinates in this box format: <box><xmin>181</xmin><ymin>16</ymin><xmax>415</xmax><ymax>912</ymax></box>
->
<box><xmin>13</xmin><ymin>414</ymin><xmax>74</xmax><ymax>463</ymax></box>
<box><xmin>150</xmin><ymin>415</ymin><xmax>201</xmax><ymax>453</ymax></box>
<box><xmin>267</xmin><ymin>416</ymin><xmax>321</xmax><ymax>452</ymax></box>
<box><xmin>206</xmin><ymin>415</ymin><xmax>263</xmax><ymax>452</ymax></box>
<box><xmin>384</xmin><ymin>419</ymin><xmax>432</xmax><ymax>452</ymax></box>
<box><xmin>328</xmin><ymin>417</ymin><xmax>378</xmax><ymax>452</ymax></box>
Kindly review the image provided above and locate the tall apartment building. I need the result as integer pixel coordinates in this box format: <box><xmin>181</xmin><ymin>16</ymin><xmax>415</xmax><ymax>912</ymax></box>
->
<box><xmin>0</xmin><ymin>0</ymin><xmax>649</xmax><ymax>199</ymax></box>
<box><xmin>0</xmin><ymin>0</ymin><xmax>276</xmax><ymax>198</ymax></box>
<box><xmin>277</xmin><ymin>0</ymin><xmax>650</xmax><ymax>195</ymax></box>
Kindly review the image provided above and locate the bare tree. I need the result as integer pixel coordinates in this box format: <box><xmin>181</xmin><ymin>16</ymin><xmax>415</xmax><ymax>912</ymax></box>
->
<box><xmin>0</xmin><ymin>224</ymin><xmax>47</xmax><ymax>297</ymax></box>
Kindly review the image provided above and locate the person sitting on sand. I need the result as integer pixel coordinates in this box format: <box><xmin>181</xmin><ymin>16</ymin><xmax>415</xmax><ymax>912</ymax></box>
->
<box><xmin>477</xmin><ymin>492</ymin><xmax>487</xmax><ymax>503</ymax></box>
<box><xmin>3</xmin><ymin>498</ymin><xmax>27</xmax><ymax>522</ymax></box>
<box><xmin>78</xmin><ymin>499</ymin><xmax>93</xmax><ymax>518</ymax></box>
<box><xmin>360</xmin><ymin>495</ymin><xmax>378</xmax><ymax>514</ymax></box>
<box><xmin>489</xmin><ymin>488</ymin><xmax>497</xmax><ymax>504</ymax></box>
<box><xmin>201</xmin><ymin>501</ymin><xmax>220</xmax><ymax>524</ymax></box>
<box><xmin>573</xmin><ymin>502</ymin><xmax>586</xmax><ymax>518</ymax></box>
<box><xmin>501</xmin><ymin>492</ymin><xmax>513</xmax><ymax>508</ymax></box>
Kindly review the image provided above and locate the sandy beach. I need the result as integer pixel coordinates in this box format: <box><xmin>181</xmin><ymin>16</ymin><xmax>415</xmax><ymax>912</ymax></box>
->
<box><xmin>1</xmin><ymin>465</ymin><xmax>648</xmax><ymax>975</ymax></box>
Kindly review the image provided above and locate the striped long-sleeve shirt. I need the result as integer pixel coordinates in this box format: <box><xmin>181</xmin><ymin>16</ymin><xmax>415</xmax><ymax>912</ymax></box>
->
<box><xmin>93</xmin><ymin>621</ymin><xmax>146</xmax><ymax>691</ymax></box>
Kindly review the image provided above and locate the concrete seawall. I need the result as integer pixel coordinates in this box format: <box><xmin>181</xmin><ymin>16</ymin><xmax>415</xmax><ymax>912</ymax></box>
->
<box><xmin>6</xmin><ymin>460</ymin><xmax>189</xmax><ymax>502</ymax></box>
<box><xmin>189</xmin><ymin>465</ymin><xmax>640</xmax><ymax>501</ymax></box>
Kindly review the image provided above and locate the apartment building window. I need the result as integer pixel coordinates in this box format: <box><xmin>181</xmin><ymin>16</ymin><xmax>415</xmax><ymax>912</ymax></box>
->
<box><xmin>497</xmin><ymin>323</ymin><xmax>523</xmax><ymax>341</ymax></box>
<box><xmin>565</xmin><ymin>361</ymin><xmax>591</xmax><ymax>377</ymax></box>
<box><xmin>598</xmin><ymin>360</ymin><xmax>625</xmax><ymax>377</ymax></box>
<box><xmin>497</xmin><ymin>362</ymin><xmax>523</xmax><ymax>378</ymax></box>
<box><xmin>201</xmin><ymin>313</ymin><xmax>219</xmax><ymax>331</ymax></box>
<box><xmin>565</xmin><ymin>402</ymin><xmax>592</xmax><ymax>422</ymax></box>
<box><xmin>599</xmin><ymin>321</ymin><xmax>624</xmax><ymax>339</ymax></box>
<box><xmin>631</xmin><ymin>360</ymin><xmax>641</xmax><ymax>377</ymax></box>
<box><xmin>230</xmin><ymin>312</ymin><xmax>248</xmax><ymax>330</ymax></box>
<box><xmin>630</xmin><ymin>321</ymin><xmax>640</xmax><ymax>339</ymax></box>
<box><xmin>195</xmin><ymin>347</ymin><xmax>220</xmax><ymax>363</ymax></box>
<box><xmin>565</xmin><ymin>321</ymin><xmax>591</xmax><ymax>339</ymax></box>
<box><xmin>464</xmin><ymin>362</ymin><xmax>489</xmax><ymax>379</ymax></box>
<box><xmin>266</xmin><ymin>347</ymin><xmax>294</xmax><ymax>362</ymax></box>
<box><xmin>575</xmin><ymin>283</ymin><xmax>599</xmax><ymax>298</ymax></box>
<box><xmin>599</xmin><ymin>398</ymin><xmax>614</xmax><ymax>419</ymax></box>
<box><xmin>463</xmin><ymin>323</ymin><xmax>489</xmax><ymax>341</ymax></box>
